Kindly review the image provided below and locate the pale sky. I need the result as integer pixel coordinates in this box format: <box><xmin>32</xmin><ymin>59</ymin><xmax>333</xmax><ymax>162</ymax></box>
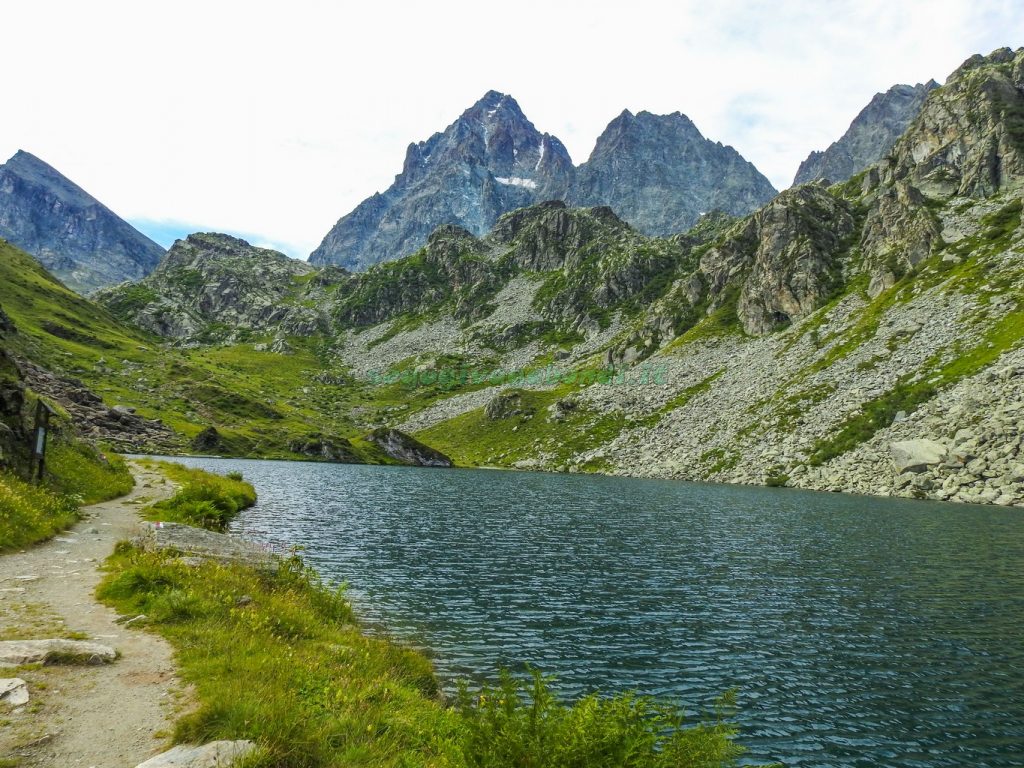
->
<box><xmin>2</xmin><ymin>0</ymin><xmax>1021</xmax><ymax>259</ymax></box>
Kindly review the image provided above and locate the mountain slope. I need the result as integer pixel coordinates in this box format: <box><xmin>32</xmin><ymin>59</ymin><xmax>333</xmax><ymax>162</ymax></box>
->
<box><xmin>569</xmin><ymin>110</ymin><xmax>777</xmax><ymax>235</ymax></box>
<box><xmin>0</xmin><ymin>151</ymin><xmax>165</xmax><ymax>293</ymax></box>
<box><xmin>794</xmin><ymin>81</ymin><xmax>938</xmax><ymax>186</ymax></box>
<box><xmin>310</xmin><ymin>91</ymin><xmax>574</xmax><ymax>271</ymax></box>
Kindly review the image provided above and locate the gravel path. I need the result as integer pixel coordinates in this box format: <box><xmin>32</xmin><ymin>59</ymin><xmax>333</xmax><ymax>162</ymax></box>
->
<box><xmin>0</xmin><ymin>463</ymin><xmax>186</xmax><ymax>767</ymax></box>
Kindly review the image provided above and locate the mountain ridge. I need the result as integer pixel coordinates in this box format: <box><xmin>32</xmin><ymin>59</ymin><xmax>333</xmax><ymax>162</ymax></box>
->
<box><xmin>310</xmin><ymin>92</ymin><xmax>777</xmax><ymax>270</ymax></box>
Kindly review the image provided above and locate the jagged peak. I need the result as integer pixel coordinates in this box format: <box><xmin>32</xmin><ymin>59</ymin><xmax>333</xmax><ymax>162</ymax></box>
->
<box><xmin>462</xmin><ymin>90</ymin><xmax>528</xmax><ymax>123</ymax></box>
<box><xmin>426</xmin><ymin>223</ymin><xmax>480</xmax><ymax>245</ymax></box>
<box><xmin>949</xmin><ymin>46</ymin><xmax>1024</xmax><ymax>81</ymax></box>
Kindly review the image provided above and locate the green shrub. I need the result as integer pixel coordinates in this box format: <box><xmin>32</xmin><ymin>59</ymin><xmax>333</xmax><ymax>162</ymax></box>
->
<box><xmin>456</xmin><ymin>669</ymin><xmax>749</xmax><ymax>768</ymax></box>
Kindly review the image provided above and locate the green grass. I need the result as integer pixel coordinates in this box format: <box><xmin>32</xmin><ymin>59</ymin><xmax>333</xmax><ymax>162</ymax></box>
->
<box><xmin>456</xmin><ymin>671</ymin><xmax>752</xmax><ymax>768</ymax></box>
<box><xmin>0</xmin><ymin>435</ymin><xmax>132</xmax><ymax>551</ymax></box>
<box><xmin>97</xmin><ymin>546</ymin><xmax>758</xmax><ymax>768</ymax></box>
<box><xmin>0</xmin><ymin>469</ymin><xmax>79</xmax><ymax>551</ymax></box>
<box><xmin>45</xmin><ymin>440</ymin><xmax>134</xmax><ymax>504</ymax></box>
<box><xmin>139</xmin><ymin>460</ymin><xmax>256</xmax><ymax>530</ymax></box>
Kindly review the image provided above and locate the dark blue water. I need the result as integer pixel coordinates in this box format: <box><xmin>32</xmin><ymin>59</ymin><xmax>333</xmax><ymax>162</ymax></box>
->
<box><xmin>155</xmin><ymin>457</ymin><xmax>1024</xmax><ymax>767</ymax></box>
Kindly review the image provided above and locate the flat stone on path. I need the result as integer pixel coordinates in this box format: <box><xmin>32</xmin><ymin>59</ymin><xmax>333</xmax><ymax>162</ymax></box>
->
<box><xmin>135</xmin><ymin>740</ymin><xmax>257</xmax><ymax>767</ymax></box>
<box><xmin>0</xmin><ymin>639</ymin><xmax>117</xmax><ymax>667</ymax></box>
<box><xmin>0</xmin><ymin>677</ymin><xmax>29</xmax><ymax>706</ymax></box>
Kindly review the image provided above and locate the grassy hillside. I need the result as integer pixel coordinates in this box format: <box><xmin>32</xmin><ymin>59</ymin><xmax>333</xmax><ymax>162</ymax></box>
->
<box><xmin>0</xmin><ymin>239</ymin><xmax>387</xmax><ymax>462</ymax></box>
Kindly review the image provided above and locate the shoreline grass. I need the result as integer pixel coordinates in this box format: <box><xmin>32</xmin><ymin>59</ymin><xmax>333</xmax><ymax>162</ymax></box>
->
<box><xmin>137</xmin><ymin>459</ymin><xmax>256</xmax><ymax>530</ymax></box>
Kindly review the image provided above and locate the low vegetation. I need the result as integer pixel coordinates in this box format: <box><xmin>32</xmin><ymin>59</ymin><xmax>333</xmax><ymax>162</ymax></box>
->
<box><xmin>0</xmin><ymin>438</ymin><xmax>132</xmax><ymax>550</ymax></box>
<box><xmin>139</xmin><ymin>460</ymin><xmax>256</xmax><ymax>530</ymax></box>
<box><xmin>45</xmin><ymin>439</ymin><xmax>134</xmax><ymax>504</ymax></box>
<box><xmin>0</xmin><ymin>470</ymin><xmax>79</xmax><ymax>551</ymax></box>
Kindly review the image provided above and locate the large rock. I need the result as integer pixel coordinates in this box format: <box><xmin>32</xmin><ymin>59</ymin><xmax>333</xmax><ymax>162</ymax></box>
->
<box><xmin>0</xmin><ymin>639</ymin><xmax>117</xmax><ymax>667</ymax></box>
<box><xmin>366</xmin><ymin>428</ymin><xmax>453</xmax><ymax>467</ymax></box>
<box><xmin>134</xmin><ymin>522</ymin><xmax>275</xmax><ymax>568</ymax></box>
<box><xmin>135</xmin><ymin>740</ymin><xmax>257</xmax><ymax>767</ymax></box>
<box><xmin>891</xmin><ymin>439</ymin><xmax>948</xmax><ymax>473</ymax></box>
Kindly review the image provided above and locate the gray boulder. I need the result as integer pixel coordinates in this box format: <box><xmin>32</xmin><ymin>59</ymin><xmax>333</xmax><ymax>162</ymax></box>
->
<box><xmin>0</xmin><ymin>639</ymin><xmax>117</xmax><ymax>667</ymax></box>
<box><xmin>891</xmin><ymin>439</ymin><xmax>948</xmax><ymax>473</ymax></box>
<box><xmin>0</xmin><ymin>678</ymin><xmax>29</xmax><ymax>706</ymax></box>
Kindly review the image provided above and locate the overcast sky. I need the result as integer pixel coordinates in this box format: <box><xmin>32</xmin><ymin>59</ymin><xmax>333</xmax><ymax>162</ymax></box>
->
<box><xmin>2</xmin><ymin>0</ymin><xmax>1021</xmax><ymax>259</ymax></box>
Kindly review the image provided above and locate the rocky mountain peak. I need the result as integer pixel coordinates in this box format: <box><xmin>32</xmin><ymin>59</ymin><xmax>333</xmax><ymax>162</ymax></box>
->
<box><xmin>312</xmin><ymin>94</ymin><xmax>778</xmax><ymax>270</ymax></box>
<box><xmin>0</xmin><ymin>150</ymin><xmax>164</xmax><ymax>293</ymax></box>
<box><xmin>567</xmin><ymin>110</ymin><xmax>777</xmax><ymax>237</ymax></box>
<box><xmin>310</xmin><ymin>90</ymin><xmax>575</xmax><ymax>271</ymax></box>
<box><xmin>157</xmin><ymin>232</ymin><xmax>313</xmax><ymax>275</ymax></box>
<box><xmin>793</xmin><ymin>80</ymin><xmax>938</xmax><ymax>186</ymax></box>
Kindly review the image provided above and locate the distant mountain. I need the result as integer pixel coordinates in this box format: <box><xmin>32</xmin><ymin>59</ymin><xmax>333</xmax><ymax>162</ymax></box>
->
<box><xmin>793</xmin><ymin>81</ymin><xmax>938</xmax><ymax>186</ymax></box>
<box><xmin>0</xmin><ymin>150</ymin><xmax>164</xmax><ymax>293</ymax></box>
<box><xmin>568</xmin><ymin>109</ymin><xmax>777</xmax><ymax>236</ymax></box>
<box><xmin>311</xmin><ymin>94</ymin><xmax>778</xmax><ymax>270</ymax></box>
<box><xmin>310</xmin><ymin>91</ymin><xmax>575</xmax><ymax>270</ymax></box>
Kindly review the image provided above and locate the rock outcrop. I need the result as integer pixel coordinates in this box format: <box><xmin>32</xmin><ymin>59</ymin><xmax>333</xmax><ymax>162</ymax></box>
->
<box><xmin>794</xmin><ymin>81</ymin><xmax>938</xmax><ymax>186</ymax></box>
<box><xmin>881</xmin><ymin>47</ymin><xmax>1024</xmax><ymax>197</ymax></box>
<box><xmin>0</xmin><ymin>639</ymin><xmax>117</xmax><ymax>666</ymax></box>
<box><xmin>0</xmin><ymin>151</ymin><xmax>164</xmax><ymax>293</ymax></box>
<box><xmin>17</xmin><ymin>358</ymin><xmax>179</xmax><ymax>453</ymax></box>
<box><xmin>134</xmin><ymin>522</ymin><xmax>275</xmax><ymax>568</ymax></box>
<box><xmin>569</xmin><ymin>109</ymin><xmax>777</xmax><ymax>235</ymax></box>
<box><xmin>97</xmin><ymin>233</ymin><xmax>319</xmax><ymax>341</ymax></box>
<box><xmin>135</xmin><ymin>741</ymin><xmax>257</xmax><ymax>768</ymax></box>
<box><xmin>366</xmin><ymin>428</ymin><xmax>452</xmax><ymax>467</ymax></box>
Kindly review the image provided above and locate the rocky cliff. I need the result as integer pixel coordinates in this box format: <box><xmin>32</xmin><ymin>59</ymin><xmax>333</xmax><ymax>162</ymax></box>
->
<box><xmin>569</xmin><ymin>110</ymin><xmax>777</xmax><ymax>235</ymax></box>
<box><xmin>0</xmin><ymin>151</ymin><xmax>164</xmax><ymax>293</ymax></box>
<box><xmin>310</xmin><ymin>91</ymin><xmax>574</xmax><ymax>271</ymax></box>
<box><xmin>794</xmin><ymin>81</ymin><xmax>938</xmax><ymax>186</ymax></box>
<box><xmin>310</xmin><ymin>94</ymin><xmax>777</xmax><ymax>270</ymax></box>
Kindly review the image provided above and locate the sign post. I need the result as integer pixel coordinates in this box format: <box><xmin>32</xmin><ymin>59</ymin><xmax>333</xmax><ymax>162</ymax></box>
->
<box><xmin>32</xmin><ymin>400</ymin><xmax>55</xmax><ymax>483</ymax></box>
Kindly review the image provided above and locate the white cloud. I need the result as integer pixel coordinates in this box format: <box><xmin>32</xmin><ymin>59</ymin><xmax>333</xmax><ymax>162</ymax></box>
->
<box><xmin>1</xmin><ymin>0</ymin><xmax>1020</xmax><ymax>259</ymax></box>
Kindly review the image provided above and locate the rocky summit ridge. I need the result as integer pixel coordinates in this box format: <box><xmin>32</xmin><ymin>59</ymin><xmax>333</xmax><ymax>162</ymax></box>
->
<box><xmin>794</xmin><ymin>81</ymin><xmax>938</xmax><ymax>186</ymax></box>
<box><xmin>310</xmin><ymin>92</ymin><xmax>777</xmax><ymax>270</ymax></box>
